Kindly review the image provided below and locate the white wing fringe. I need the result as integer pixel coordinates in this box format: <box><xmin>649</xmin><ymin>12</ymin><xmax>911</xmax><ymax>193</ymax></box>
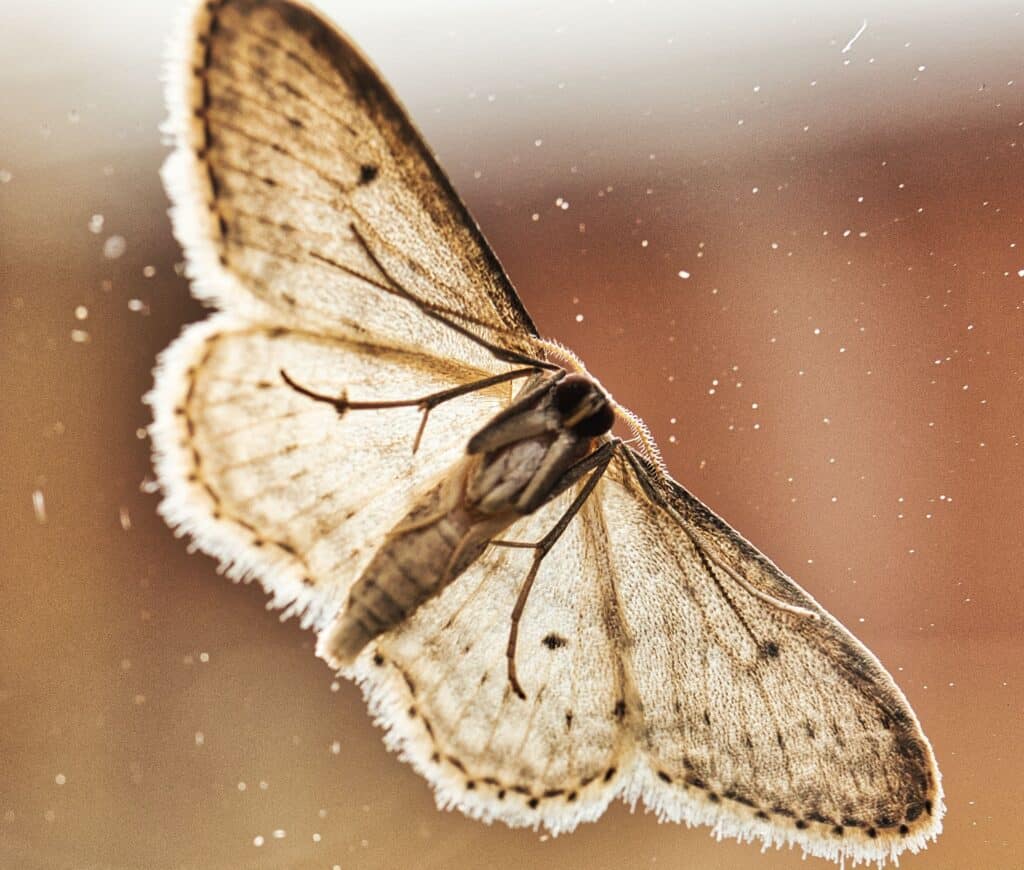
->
<box><xmin>147</xmin><ymin>315</ymin><xmax>344</xmax><ymax>632</ymax></box>
<box><xmin>352</xmin><ymin>645</ymin><xmax>942</xmax><ymax>865</ymax></box>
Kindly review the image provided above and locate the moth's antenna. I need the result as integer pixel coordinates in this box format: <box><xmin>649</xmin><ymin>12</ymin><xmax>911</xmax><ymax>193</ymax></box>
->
<box><xmin>612</xmin><ymin>402</ymin><xmax>668</xmax><ymax>478</ymax></box>
<box><xmin>534</xmin><ymin>336</ymin><xmax>587</xmax><ymax>373</ymax></box>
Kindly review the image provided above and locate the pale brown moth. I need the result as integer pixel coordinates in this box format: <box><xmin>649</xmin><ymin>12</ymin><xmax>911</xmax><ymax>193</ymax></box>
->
<box><xmin>148</xmin><ymin>0</ymin><xmax>943</xmax><ymax>864</ymax></box>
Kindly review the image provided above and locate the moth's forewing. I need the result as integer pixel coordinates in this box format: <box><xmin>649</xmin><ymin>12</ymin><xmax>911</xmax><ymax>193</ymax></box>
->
<box><xmin>163</xmin><ymin>0</ymin><xmax>541</xmax><ymax>370</ymax></box>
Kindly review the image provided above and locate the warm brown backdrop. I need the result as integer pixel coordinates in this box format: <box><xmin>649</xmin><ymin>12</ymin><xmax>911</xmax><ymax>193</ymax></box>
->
<box><xmin>2</xmin><ymin>2</ymin><xmax>1022</xmax><ymax>868</ymax></box>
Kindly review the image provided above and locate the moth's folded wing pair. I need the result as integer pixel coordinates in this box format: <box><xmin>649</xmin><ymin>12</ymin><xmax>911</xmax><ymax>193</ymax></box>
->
<box><xmin>149</xmin><ymin>0</ymin><xmax>943</xmax><ymax>864</ymax></box>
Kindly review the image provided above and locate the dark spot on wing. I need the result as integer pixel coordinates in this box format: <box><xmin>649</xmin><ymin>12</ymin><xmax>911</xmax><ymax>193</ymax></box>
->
<box><xmin>905</xmin><ymin>804</ymin><xmax>925</xmax><ymax>822</ymax></box>
<box><xmin>542</xmin><ymin>633</ymin><xmax>567</xmax><ymax>649</ymax></box>
<box><xmin>762</xmin><ymin>641</ymin><xmax>780</xmax><ymax>658</ymax></box>
<box><xmin>358</xmin><ymin>164</ymin><xmax>379</xmax><ymax>185</ymax></box>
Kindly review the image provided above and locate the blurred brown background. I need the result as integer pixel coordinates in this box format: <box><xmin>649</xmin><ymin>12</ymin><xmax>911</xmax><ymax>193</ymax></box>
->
<box><xmin>2</xmin><ymin>1</ymin><xmax>1022</xmax><ymax>868</ymax></box>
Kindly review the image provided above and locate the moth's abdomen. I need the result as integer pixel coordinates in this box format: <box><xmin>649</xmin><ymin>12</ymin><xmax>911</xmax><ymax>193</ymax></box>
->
<box><xmin>321</xmin><ymin>471</ymin><xmax>506</xmax><ymax>668</ymax></box>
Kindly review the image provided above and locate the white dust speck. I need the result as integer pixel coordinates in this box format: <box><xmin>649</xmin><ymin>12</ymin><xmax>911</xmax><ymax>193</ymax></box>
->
<box><xmin>143</xmin><ymin>265</ymin><xmax>156</xmax><ymax>278</ymax></box>
<box><xmin>253</xmin><ymin>835</ymin><xmax>264</xmax><ymax>847</ymax></box>
<box><xmin>677</xmin><ymin>270</ymin><xmax>691</xmax><ymax>279</ymax></box>
<box><xmin>127</xmin><ymin>298</ymin><xmax>150</xmax><ymax>315</ymax></box>
<box><xmin>238</xmin><ymin>781</ymin><xmax>247</xmax><ymax>791</ymax></box>
<box><xmin>330</xmin><ymin>741</ymin><xmax>341</xmax><ymax>755</ymax></box>
<box><xmin>70</xmin><ymin>329</ymin><xmax>90</xmax><ymax>344</ymax></box>
<box><xmin>54</xmin><ymin>773</ymin><xmax>66</xmax><ymax>786</ymax></box>
<box><xmin>272</xmin><ymin>829</ymin><xmax>286</xmax><ymax>839</ymax></box>
<box><xmin>119</xmin><ymin>507</ymin><xmax>132</xmax><ymax>531</ymax></box>
<box><xmin>194</xmin><ymin>732</ymin><xmax>205</xmax><ymax>746</ymax></box>
<box><xmin>32</xmin><ymin>489</ymin><xmax>47</xmax><ymax>524</ymax></box>
<box><xmin>103</xmin><ymin>235</ymin><xmax>127</xmax><ymax>259</ymax></box>
<box><xmin>74</xmin><ymin>305</ymin><xmax>88</xmax><ymax>320</ymax></box>
<box><xmin>531</xmin><ymin>213</ymin><xmax>540</xmax><ymax>222</ymax></box>
<box><xmin>88</xmin><ymin>214</ymin><xmax>104</xmax><ymax>234</ymax></box>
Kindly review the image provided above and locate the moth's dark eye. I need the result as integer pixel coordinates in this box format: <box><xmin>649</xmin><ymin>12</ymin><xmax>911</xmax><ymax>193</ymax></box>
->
<box><xmin>553</xmin><ymin>374</ymin><xmax>614</xmax><ymax>437</ymax></box>
<box><xmin>574</xmin><ymin>403</ymin><xmax>615</xmax><ymax>437</ymax></box>
<box><xmin>553</xmin><ymin>374</ymin><xmax>592</xmax><ymax>415</ymax></box>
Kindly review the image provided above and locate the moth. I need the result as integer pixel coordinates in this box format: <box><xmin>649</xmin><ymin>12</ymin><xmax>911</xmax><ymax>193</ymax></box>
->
<box><xmin>149</xmin><ymin>0</ymin><xmax>943</xmax><ymax>864</ymax></box>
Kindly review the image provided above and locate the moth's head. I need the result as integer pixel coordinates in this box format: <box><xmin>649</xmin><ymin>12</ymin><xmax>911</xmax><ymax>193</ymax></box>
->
<box><xmin>553</xmin><ymin>373</ymin><xmax>614</xmax><ymax>437</ymax></box>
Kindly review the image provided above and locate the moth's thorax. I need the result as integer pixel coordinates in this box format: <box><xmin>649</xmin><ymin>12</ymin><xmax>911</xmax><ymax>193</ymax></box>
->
<box><xmin>465</xmin><ymin>372</ymin><xmax>614</xmax><ymax>517</ymax></box>
<box><xmin>467</xmin><ymin>437</ymin><xmax>555</xmax><ymax>514</ymax></box>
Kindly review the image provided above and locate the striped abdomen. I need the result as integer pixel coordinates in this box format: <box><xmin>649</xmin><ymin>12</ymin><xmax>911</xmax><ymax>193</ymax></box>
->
<box><xmin>323</xmin><ymin>459</ymin><xmax>512</xmax><ymax>666</ymax></box>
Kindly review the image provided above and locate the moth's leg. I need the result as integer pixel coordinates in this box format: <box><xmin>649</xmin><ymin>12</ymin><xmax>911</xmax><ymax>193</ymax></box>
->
<box><xmin>280</xmin><ymin>366</ymin><xmax>539</xmax><ymax>453</ymax></box>
<box><xmin>491</xmin><ymin>440</ymin><xmax>618</xmax><ymax>700</ymax></box>
<box><xmin>618</xmin><ymin>446</ymin><xmax>818</xmax><ymax>620</ymax></box>
<box><xmin>347</xmin><ymin>222</ymin><xmax>556</xmax><ymax>371</ymax></box>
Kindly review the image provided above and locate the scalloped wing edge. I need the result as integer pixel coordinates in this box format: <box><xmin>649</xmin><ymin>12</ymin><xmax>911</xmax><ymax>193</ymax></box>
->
<box><xmin>348</xmin><ymin>647</ymin><xmax>942</xmax><ymax>866</ymax></box>
<box><xmin>146</xmin><ymin>313</ymin><xmax>343</xmax><ymax>631</ymax></box>
<box><xmin>160</xmin><ymin>0</ymin><xmax>279</xmax><ymax>319</ymax></box>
